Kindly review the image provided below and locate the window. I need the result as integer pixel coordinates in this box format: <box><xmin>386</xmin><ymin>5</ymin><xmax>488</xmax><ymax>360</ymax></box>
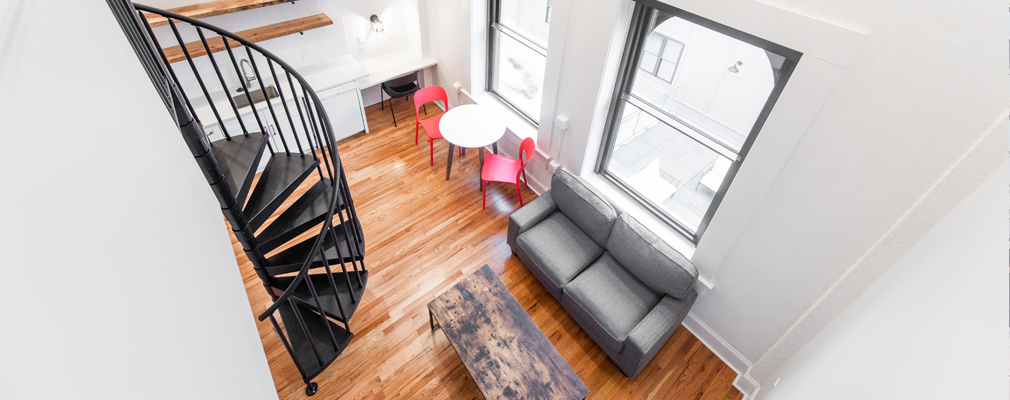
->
<box><xmin>596</xmin><ymin>2</ymin><xmax>801</xmax><ymax>242</ymax></box>
<box><xmin>487</xmin><ymin>0</ymin><xmax>551</xmax><ymax>124</ymax></box>
<box><xmin>639</xmin><ymin>34</ymin><xmax>683</xmax><ymax>83</ymax></box>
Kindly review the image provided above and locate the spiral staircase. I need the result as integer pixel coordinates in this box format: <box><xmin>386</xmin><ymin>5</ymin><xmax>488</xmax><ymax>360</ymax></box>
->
<box><xmin>107</xmin><ymin>1</ymin><xmax>367</xmax><ymax>395</ymax></box>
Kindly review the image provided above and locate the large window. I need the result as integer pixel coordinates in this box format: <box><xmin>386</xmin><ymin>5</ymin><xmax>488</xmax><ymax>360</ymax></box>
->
<box><xmin>487</xmin><ymin>0</ymin><xmax>551</xmax><ymax>124</ymax></box>
<box><xmin>597</xmin><ymin>3</ymin><xmax>801</xmax><ymax>242</ymax></box>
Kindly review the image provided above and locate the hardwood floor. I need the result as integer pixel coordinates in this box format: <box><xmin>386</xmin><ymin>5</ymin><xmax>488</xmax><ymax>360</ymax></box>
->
<box><xmin>229</xmin><ymin>100</ymin><xmax>744</xmax><ymax>400</ymax></box>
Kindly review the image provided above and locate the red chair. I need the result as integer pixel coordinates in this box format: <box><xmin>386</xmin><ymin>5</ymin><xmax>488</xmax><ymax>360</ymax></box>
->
<box><xmin>413</xmin><ymin>86</ymin><xmax>460</xmax><ymax>166</ymax></box>
<box><xmin>481</xmin><ymin>137</ymin><xmax>535</xmax><ymax>210</ymax></box>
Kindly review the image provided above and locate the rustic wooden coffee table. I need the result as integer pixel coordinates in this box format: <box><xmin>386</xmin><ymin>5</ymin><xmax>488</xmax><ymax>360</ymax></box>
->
<box><xmin>428</xmin><ymin>265</ymin><xmax>589</xmax><ymax>400</ymax></box>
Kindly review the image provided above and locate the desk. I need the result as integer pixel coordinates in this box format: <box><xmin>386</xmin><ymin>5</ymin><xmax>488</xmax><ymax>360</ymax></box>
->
<box><xmin>358</xmin><ymin>52</ymin><xmax>438</xmax><ymax>88</ymax></box>
<box><xmin>439</xmin><ymin>105</ymin><xmax>506</xmax><ymax>181</ymax></box>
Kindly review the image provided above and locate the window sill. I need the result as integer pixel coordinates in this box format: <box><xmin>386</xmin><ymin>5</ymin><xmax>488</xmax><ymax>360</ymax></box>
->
<box><xmin>463</xmin><ymin>89</ymin><xmax>539</xmax><ymax>141</ymax></box>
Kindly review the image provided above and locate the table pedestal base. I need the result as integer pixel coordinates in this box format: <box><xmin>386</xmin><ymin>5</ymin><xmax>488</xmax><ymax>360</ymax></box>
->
<box><xmin>445</xmin><ymin>142</ymin><xmax>499</xmax><ymax>182</ymax></box>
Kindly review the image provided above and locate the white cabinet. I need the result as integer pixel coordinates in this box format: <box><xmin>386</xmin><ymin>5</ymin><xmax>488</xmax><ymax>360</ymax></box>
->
<box><xmin>318</xmin><ymin>82</ymin><xmax>368</xmax><ymax>142</ymax></box>
<box><xmin>199</xmin><ymin>81</ymin><xmax>367</xmax><ymax>159</ymax></box>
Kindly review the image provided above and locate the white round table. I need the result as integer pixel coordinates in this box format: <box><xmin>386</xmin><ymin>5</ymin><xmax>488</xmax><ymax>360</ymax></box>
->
<box><xmin>438</xmin><ymin>104</ymin><xmax>507</xmax><ymax>180</ymax></box>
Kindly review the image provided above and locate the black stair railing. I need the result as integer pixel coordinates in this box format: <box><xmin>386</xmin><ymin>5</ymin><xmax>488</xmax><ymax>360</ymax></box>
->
<box><xmin>108</xmin><ymin>1</ymin><xmax>368</xmax><ymax>395</ymax></box>
<box><xmin>259</xmin><ymin>211</ymin><xmax>351</xmax><ymax>396</ymax></box>
<box><xmin>129</xmin><ymin>3</ymin><xmax>367</xmax><ymax>284</ymax></box>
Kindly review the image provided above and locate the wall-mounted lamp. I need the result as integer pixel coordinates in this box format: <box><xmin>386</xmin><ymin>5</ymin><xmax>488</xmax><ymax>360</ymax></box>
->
<box><xmin>727</xmin><ymin>61</ymin><xmax>743</xmax><ymax>73</ymax></box>
<box><xmin>370</xmin><ymin>15</ymin><xmax>384</xmax><ymax>32</ymax></box>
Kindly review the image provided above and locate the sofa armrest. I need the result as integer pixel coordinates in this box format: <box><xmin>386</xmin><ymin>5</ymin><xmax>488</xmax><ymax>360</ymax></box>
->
<box><xmin>620</xmin><ymin>290</ymin><xmax>698</xmax><ymax>377</ymax></box>
<box><xmin>507</xmin><ymin>190</ymin><xmax>557</xmax><ymax>253</ymax></box>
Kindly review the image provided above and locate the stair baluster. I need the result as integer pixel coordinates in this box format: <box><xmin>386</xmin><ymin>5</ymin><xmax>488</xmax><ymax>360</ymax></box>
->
<box><xmin>109</xmin><ymin>2</ymin><xmax>369</xmax><ymax>395</ymax></box>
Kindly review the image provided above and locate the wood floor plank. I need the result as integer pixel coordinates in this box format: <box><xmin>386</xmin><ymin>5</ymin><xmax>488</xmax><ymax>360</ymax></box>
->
<box><xmin>228</xmin><ymin>101</ymin><xmax>745</xmax><ymax>399</ymax></box>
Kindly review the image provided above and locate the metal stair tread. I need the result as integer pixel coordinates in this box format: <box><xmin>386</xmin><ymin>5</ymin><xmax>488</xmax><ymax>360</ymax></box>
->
<box><xmin>211</xmin><ymin>134</ymin><xmax>269</xmax><ymax>205</ymax></box>
<box><xmin>273</xmin><ymin>270</ymin><xmax>368</xmax><ymax>324</ymax></box>
<box><xmin>275</xmin><ymin>301</ymin><xmax>352</xmax><ymax>381</ymax></box>
<box><xmin>244</xmin><ymin>153</ymin><xmax>319</xmax><ymax>231</ymax></box>
<box><xmin>264</xmin><ymin>219</ymin><xmax>365</xmax><ymax>276</ymax></box>
<box><xmin>256</xmin><ymin>179</ymin><xmax>345</xmax><ymax>253</ymax></box>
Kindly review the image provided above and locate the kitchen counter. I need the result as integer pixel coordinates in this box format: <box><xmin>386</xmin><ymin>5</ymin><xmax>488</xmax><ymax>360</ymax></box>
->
<box><xmin>192</xmin><ymin>55</ymin><xmax>368</xmax><ymax>125</ymax></box>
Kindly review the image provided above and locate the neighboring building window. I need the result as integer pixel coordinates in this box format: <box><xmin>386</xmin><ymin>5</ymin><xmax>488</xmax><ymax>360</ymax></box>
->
<box><xmin>487</xmin><ymin>0</ymin><xmax>551</xmax><ymax>125</ymax></box>
<box><xmin>596</xmin><ymin>3</ymin><xmax>801</xmax><ymax>242</ymax></box>
<box><xmin>639</xmin><ymin>34</ymin><xmax>684</xmax><ymax>83</ymax></box>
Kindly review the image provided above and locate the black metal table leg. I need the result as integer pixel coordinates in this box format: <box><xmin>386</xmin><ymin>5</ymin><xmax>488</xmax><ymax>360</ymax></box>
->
<box><xmin>478</xmin><ymin>147</ymin><xmax>487</xmax><ymax>188</ymax></box>
<box><xmin>492</xmin><ymin>142</ymin><xmax>498</xmax><ymax>154</ymax></box>
<box><xmin>445</xmin><ymin>143</ymin><xmax>455</xmax><ymax>180</ymax></box>
<box><xmin>429</xmin><ymin>308</ymin><xmax>440</xmax><ymax>331</ymax></box>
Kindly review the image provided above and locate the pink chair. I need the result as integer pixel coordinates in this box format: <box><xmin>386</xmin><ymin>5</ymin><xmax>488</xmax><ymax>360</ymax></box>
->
<box><xmin>413</xmin><ymin>87</ymin><xmax>460</xmax><ymax>166</ymax></box>
<box><xmin>481</xmin><ymin>137</ymin><xmax>535</xmax><ymax>210</ymax></box>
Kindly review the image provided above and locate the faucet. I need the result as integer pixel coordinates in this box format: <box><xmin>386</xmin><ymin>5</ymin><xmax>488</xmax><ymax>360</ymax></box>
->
<box><xmin>239</xmin><ymin>59</ymin><xmax>257</xmax><ymax>89</ymax></box>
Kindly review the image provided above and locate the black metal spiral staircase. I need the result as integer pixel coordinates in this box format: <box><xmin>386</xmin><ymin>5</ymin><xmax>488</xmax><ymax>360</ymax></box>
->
<box><xmin>107</xmin><ymin>1</ymin><xmax>367</xmax><ymax>395</ymax></box>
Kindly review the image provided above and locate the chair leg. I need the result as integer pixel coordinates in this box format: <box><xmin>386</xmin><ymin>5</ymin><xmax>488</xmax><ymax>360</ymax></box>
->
<box><xmin>390</xmin><ymin>98</ymin><xmax>397</xmax><ymax>127</ymax></box>
<box><xmin>522</xmin><ymin>169</ymin><xmax>529</xmax><ymax>188</ymax></box>
<box><xmin>415</xmin><ymin>123</ymin><xmax>419</xmax><ymax>145</ymax></box>
<box><xmin>516</xmin><ymin>182</ymin><xmax>524</xmax><ymax>206</ymax></box>
<box><xmin>423</xmin><ymin>104</ymin><xmax>427</xmax><ymax>115</ymax></box>
<box><xmin>482</xmin><ymin>180</ymin><xmax>487</xmax><ymax>210</ymax></box>
<box><xmin>429</xmin><ymin>140</ymin><xmax>434</xmax><ymax>166</ymax></box>
<box><xmin>380</xmin><ymin>90</ymin><xmax>384</xmax><ymax>110</ymax></box>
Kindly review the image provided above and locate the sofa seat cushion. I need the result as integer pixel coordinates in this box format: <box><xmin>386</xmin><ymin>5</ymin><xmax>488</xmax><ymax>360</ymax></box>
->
<box><xmin>562</xmin><ymin>253</ymin><xmax>661</xmax><ymax>355</ymax></box>
<box><xmin>516</xmin><ymin>212</ymin><xmax>603</xmax><ymax>298</ymax></box>
<box><xmin>606</xmin><ymin>214</ymin><xmax>699</xmax><ymax>299</ymax></box>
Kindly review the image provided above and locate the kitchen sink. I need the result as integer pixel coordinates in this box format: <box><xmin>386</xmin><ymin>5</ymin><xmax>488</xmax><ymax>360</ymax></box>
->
<box><xmin>233</xmin><ymin>85</ymin><xmax>279</xmax><ymax>108</ymax></box>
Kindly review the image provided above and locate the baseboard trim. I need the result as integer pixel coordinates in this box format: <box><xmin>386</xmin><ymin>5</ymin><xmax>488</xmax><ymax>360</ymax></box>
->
<box><xmin>682</xmin><ymin>312</ymin><xmax>760</xmax><ymax>398</ymax></box>
<box><xmin>525</xmin><ymin>165</ymin><xmax>550</xmax><ymax>195</ymax></box>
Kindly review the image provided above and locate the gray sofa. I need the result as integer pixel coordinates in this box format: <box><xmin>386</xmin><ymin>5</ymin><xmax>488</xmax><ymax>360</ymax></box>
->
<box><xmin>508</xmin><ymin>169</ymin><xmax>699</xmax><ymax>378</ymax></box>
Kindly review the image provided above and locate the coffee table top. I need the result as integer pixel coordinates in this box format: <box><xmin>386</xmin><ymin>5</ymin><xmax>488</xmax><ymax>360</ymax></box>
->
<box><xmin>428</xmin><ymin>265</ymin><xmax>589</xmax><ymax>400</ymax></box>
<box><xmin>439</xmin><ymin>104</ymin><xmax>507</xmax><ymax>148</ymax></box>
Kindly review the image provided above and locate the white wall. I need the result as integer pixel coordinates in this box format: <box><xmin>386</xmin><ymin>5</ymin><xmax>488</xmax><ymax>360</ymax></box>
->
<box><xmin>0</xmin><ymin>2</ymin><xmax>277</xmax><ymax>399</ymax></box>
<box><xmin>422</xmin><ymin>0</ymin><xmax>472</xmax><ymax>108</ymax></box>
<box><xmin>759</xmin><ymin>161</ymin><xmax>1009</xmax><ymax>400</ymax></box>
<box><xmin>681</xmin><ymin>0</ymin><xmax>1008</xmax><ymax>390</ymax></box>
<box><xmin>419</xmin><ymin>0</ymin><xmax>1009</xmax><ymax>395</ymax></box>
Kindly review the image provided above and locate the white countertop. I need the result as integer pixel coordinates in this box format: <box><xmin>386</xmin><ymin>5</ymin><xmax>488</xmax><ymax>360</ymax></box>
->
<box><xmin>358</xmin><ymin>52</ymin><xmax>437</xmax><ymax>88</ymax></box>
<box><xmin>299</xmin><ymin>55</ymin><xmax>369</xmax><ymax>92</ymax></box>
<box><xmin>193</xmin><ymin>55</ymin><xmax>368</xmax><ymax>126</ymax></box>
<box><xmin>193</xmin><ymin>53</ymin><xmax>437</xmax><ymax>126</ymax></box>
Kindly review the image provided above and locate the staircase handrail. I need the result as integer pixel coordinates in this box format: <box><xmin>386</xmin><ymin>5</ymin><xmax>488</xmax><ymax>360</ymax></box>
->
<box><xmin>132</xmin><ymin>3</ymin><xmax>345</xmax><ymax>319</ymax></box>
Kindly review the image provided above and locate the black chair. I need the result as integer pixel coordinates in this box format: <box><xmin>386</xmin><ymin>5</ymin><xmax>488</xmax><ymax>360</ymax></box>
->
<box><xmin>380</xmin><ymin>71</ymin><xmax>424</xmax><ymax>127</ymax></box>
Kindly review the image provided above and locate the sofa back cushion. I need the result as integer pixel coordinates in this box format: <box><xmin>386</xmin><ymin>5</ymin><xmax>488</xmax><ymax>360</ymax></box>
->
<box><xmin>606</xmin><ymin>214</ymin><xmax>698</xmax><ymax>299</ymax></box>
<box><xmin>551</xmin><ymin>169</ymin><xmax>619</xmax><ymax>247</ymax></box>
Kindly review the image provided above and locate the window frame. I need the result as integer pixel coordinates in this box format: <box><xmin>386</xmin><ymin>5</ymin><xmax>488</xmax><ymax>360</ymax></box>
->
<box><xmin>595</xmin><ymin>2</ymin><xmax>802</xmax><ymax>243</ymax></box>
<box><xmin>486</xmin><ymin>0</ymin><xmax>549</xmax><ymax>126</ymax></box>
